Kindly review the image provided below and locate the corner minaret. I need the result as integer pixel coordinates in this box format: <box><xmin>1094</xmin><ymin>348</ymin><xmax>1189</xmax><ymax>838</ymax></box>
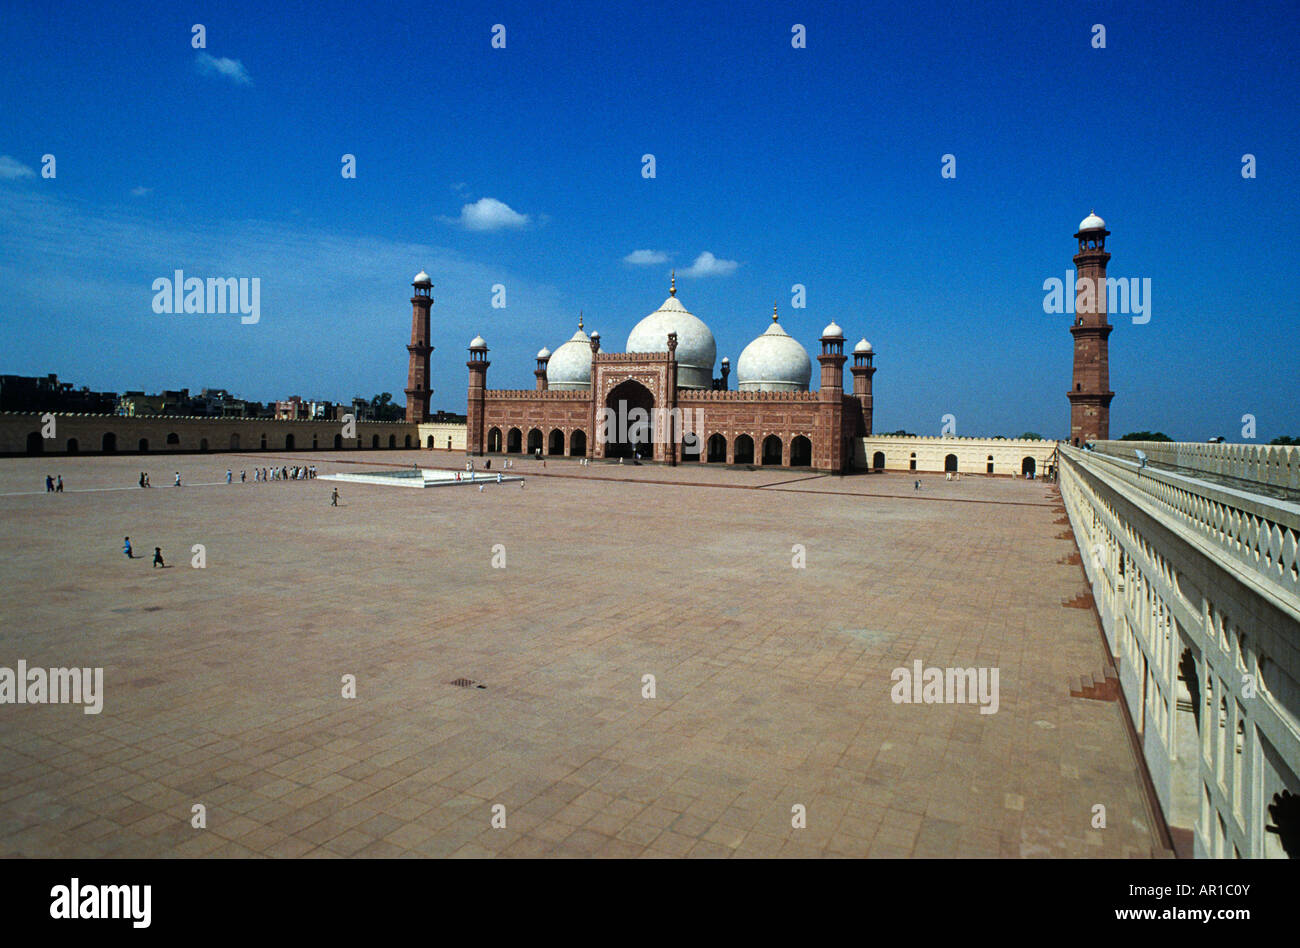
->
<box><xmin>1068</xmin><ymin>211</ymin><xmax>1115</xmax><ymax>445</ymax></box>
<box><xmin>405</xmin><ymin>271</ymin><xmax>434</xmax><ymax>423</ymax></box>
<box><xmin>817</xmin><ymin>320</ymin><xmax>847</xmax><ymax>472</ymax></box>
<box><xmin>534</xmin><ymin>347</ymin><xmax>551</xmax><ymax>391</ymax></box>
<box><xmin>849</xmin><ymin>338</ymin><xmax>876</xmax><ymax>436</ymax></box>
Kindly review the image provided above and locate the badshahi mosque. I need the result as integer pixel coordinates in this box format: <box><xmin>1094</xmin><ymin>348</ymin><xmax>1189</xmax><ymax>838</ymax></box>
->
<box><xmin>403</xmin><ymin>211</ymin><xmax>1118</xmax><ymax>475</ymax></box>
<box><xmin>407</xmin><ymin>272</ymin><xmax>875</xmax><ymax>473</ymax></box>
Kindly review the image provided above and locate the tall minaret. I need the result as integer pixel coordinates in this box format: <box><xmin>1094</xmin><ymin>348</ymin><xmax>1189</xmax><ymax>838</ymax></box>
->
<box><xmin>405</xmin><ymin>271</ymin><xmax>434</xmax><ymax>423</ymax></box>
<box><xmin>849</xmin><ymin>338</ymin><xmax>876</xmax><ymax>436</ymax></box>
<box><xmin>817</xmin><ymin>319</ymin><xmax>847</xmax><ymax>472</ymax></box>
<box><xmin>1068</xmin><ymin>211</ymin><xmax>1114</xmax><ymax>445</ymax></box>
<box><xmin>466</xmin><ymin>335</ymin><xmax>489</xmax><ymax>455</ymax></box>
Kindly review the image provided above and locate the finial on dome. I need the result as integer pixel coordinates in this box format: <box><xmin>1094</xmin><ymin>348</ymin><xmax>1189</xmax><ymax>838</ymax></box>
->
<box><xmin>772</xmin><ymin>302</ymin><xmax>779</xmax><ymax>323</ymax></box>
<box><xmin>578</xmin><ymin>310</ymin><xmax>584</xmax><ymax>330</ymax></box>
<box><xmin>669</xmin><ymin>270</ymin><xmax>676</xmax><ymax>297</ymax></box>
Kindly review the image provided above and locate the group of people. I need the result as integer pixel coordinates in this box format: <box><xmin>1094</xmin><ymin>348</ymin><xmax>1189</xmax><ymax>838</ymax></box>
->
<box><xmin>122</xmin><ymin>536</ymin><xmax>166</xmax><ymax>568</ymax></box>
<box><xmin>44</xmin><ymin>475</ymin><xmax>64</xmax><ymax>492</ymax></box>
<box><xmin>248</xmin><ymin>465</ymin><xmax>317</xmax><ymax>482</ymax></box>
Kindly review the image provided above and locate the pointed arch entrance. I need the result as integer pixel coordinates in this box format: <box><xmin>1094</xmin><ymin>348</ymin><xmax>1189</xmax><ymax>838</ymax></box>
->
<box><xmin>602</xmin><ymin>378</ymin><xmax>655</xmax><ymax>460</ymax></box>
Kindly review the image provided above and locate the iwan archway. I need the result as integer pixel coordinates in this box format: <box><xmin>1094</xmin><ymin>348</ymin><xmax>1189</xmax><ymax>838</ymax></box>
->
<box><xmin>602</xmin><ymin>379</ymin><xmax>655</xmax><ymax>460</ymax></box>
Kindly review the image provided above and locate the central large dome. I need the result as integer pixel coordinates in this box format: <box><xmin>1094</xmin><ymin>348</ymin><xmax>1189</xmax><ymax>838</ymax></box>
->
<box><xmin>625</xmin><ymin>289</ymin><xmax>716</xmax><ymax>390</ymax></box>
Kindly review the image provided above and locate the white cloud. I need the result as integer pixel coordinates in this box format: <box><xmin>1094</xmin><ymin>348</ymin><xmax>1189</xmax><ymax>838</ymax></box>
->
<box><xmin>623</xmin><ymin>249</ymin><xmax>669</xmax><ymax>265</ymax></box>
<box><xmin>0</xmin><ymin>156</ymin><xmax>36</xmax><ymax>179</ymax></box>
<box><xmin>679</xmin><ymin>251</ymin><xmax>739</xmax><ymax>277</ymax></box>
<box><xmin>447</xmin><ymin>197</ymin><xmax>531</xmax><ymax>232</ymax></box>
<box><xmin>196</xmin><ymin>53</ymin><xmax>252</xmax><ymax>86</ymax></box>
<box><xmin>130</xmin><ymin>186</ymin><xmax>153</xmax><ymax>197</ymax></box>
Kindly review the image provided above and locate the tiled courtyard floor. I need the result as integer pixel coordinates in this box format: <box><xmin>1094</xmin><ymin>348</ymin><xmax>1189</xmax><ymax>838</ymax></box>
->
<box><xmin>0</xmin><ymin>451</ymin><xmax>1160</xmax><ymax>857</ymax></box>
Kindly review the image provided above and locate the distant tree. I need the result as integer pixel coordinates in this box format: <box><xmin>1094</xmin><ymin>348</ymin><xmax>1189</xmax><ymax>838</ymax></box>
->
<box><xmin>1019</xmin><ymin>432</ymin><xmax>1044</xmax><ymax>441</ymax></box>
<box><xmin>1119</xmin><ymin>431</ymin><xmax>1173</xmax><ymax>442</ymax></box>
<box><xmin>881</xmin><ymin>429</ymin><xmax>916</xmax><ymax>437</ymax></box>
<box><xmin>369</xmin><ymin>392</ymin><xmax>404</xmax><ymax>422</ymax></box>
<box><xmin>1270</xmin><ymin>435</ymin><xmax>1300</xmax><ymax>445</ymax></box>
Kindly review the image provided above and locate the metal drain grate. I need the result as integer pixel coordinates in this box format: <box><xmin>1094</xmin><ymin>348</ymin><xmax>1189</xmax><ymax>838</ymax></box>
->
<box><xmin>450</xmin><ymin>678</ymin><xmax>487</xmax><ymax>689</ymax></box>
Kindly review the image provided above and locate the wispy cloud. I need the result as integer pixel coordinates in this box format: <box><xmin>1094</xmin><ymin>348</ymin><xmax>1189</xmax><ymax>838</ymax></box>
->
<box><xmin>0</xmin><ymin>187</ymin><xmax>570</xmax><ymax>400</ymax></box>
<box><xmin>679</xmin><ymin>251</ymin><xmax>739</xmax><ymax>277</ymax></box>
<box><xmin>444</xmin><ymin>197</ymin><xmax>531</xmax><ymax>232</ymax></box>
<box><xmin>623</xmin><ymin>249</ymin><xmax>668</xmax><ymax>265</ymax></box>
<box><xmin>0</xmin><ymin>156</ymin><xmax>36</xmax><ymax>179</ymax></box>
<box><xmin>130</xmin><ymin>186</ymin><xmax>153</xmax><ymax>197</ymax></box>
<box><xmin>196</xmin><ymin>53</ymin><xmax>252</xmax><ymax>86</ymax></box>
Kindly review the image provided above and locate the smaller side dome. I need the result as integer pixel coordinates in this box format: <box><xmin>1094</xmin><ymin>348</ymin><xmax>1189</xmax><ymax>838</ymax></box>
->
<box><xmin>822</xmin><ymin>320</ymin><xmax>843</xmax><ymax>339</ymax></box>
<box><xmin>413</xmin><ymin>270</ymin><xmax>431</xmax><ymax>283</ymax></box>
<box><xmin>469</xmin><ymin>335</ymin><xmax>487</xmax><ymax>349</ymax></box>
<box><xmin>735</xmin><ymin>314</ymin><xmax>812</xmax><ymax>392</ymax></box>
<box><xmin>546</xmin><ymin>322</ymin><xmax>593</xmax><ymax>390</ymax></box>
<box><xmin>536</xmin><ymin>346</ymin><xmax>551</xmax><ymax>359</ymax></box>
<box><xmin>854</xmin><ymin>338</ymin><xmax>872</xmax><ymax>354</ymax></box>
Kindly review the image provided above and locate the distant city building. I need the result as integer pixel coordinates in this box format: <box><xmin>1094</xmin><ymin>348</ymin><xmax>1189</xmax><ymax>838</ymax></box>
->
<box><xmin>349</xmin><ymin>397</ymin><xmax>374</xmax><ymax>422</ymax></box>
<box><xmin>307</xmin><ymin>399</ymin><xmax>336</xmax><ymax>421</ymax></box>
<box><xmin>0</xmin><ymin>374</ymin><xmax>117</xmax><ymax>414</ymax></box>
<box><xmin>274</xmin><ymin>396</ymin><xmax>309</xmax><ymax>421</ymax></box>
<box><xmin>117</xmin><ymin>391</ymin><xmax>164</xmax><ymax>416</ymax></box>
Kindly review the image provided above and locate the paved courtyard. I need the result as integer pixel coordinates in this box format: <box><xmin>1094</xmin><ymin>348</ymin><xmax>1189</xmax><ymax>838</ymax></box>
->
<box><xmin>0</xmin><ymin>450</ymin><xmax>1161</xmax><ymax>857</ymax></box>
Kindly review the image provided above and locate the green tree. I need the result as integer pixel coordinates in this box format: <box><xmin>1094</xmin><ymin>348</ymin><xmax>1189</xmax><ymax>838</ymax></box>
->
<box><xmin>1119</xmin><ymin>431</ymin><xmax>1173</xmax><ymax>442</ymax></box>
<box><xmin>369</xmin><ymin>392</ymin><xmax>403</xmax><ymax>422</ymax></box>
<box><xmin>1019</xmin><ymin>432</ymin><xmax>1044</xmax><ymax>441</ymax></box>
<box><xmin>1269</xmin><ymin>435</ymin><xmax>1300</xmax><ymax>445</ymax></box>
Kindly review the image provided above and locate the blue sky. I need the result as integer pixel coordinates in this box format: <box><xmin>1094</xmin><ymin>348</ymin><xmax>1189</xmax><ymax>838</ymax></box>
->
<box><xmin>1</xmin><ymin>0</ymin><xmax>1297</xmax><ymax>439</ymax></box>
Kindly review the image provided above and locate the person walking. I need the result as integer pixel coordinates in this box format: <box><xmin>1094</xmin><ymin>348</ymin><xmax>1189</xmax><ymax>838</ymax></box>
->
<box><xmin>123</xmin><ymin>537</ymin><xmax>134</xmax><ymax>558</ymax></box>
<box><xmin>330</xmin><ymin>487</ymin><xmax>339</xmax><ymax>507</ymax></box>
<box><xmin>139</xmin><ymin>472</ymin><xmax>146</xmax><ymax>488</ymax></box>
<box><xmin>55</xmin><ymin>475</ymin><xmax>63</xmax><ymax>492</ymax></box>
<box><xmin>240</xmin><ymin>470</ymin><xmax>246</xmax><ymax>482</ymax></box>
<box><xmin>45</xmin><ymin>475</ymin><xmax>54</xmax><ymax>492</ymax></box>
<box><xmin>152</xmin><ymin>547</ymin><xmax>165</xmax><ymax>568</ymax></box>
<box><xmin>144</xmin><ymin>473</ymin><xmax>151</xmax><ymax>487</ymax></box>
<box><xmin>225</xmin><ymin>469</ymin><xmax>232</xmax><ymax>484</ymax></box>
<box><xmin>174</xmin><ymin>471</ymin><xmax>181</xmax><ymax>487</ymax></box>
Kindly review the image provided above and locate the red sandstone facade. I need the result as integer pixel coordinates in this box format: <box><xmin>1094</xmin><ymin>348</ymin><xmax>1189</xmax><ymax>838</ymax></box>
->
<box><xmin>1068</xmin><ymin>215</ymin><xmax>1114</xmax><ymax>445</ymax></box>
<box><xmin>460</xmin><ymin>321</ymin><xmax>869</xmax><ymax>473</ymax></box>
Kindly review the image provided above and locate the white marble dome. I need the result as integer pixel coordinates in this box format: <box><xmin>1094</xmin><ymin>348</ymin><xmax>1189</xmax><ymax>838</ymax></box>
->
<box><xmin>546</xmin><ymin>324</ymin><xmax>592</xmax><ymax>390</ymax></box>
<box><xmin>625</xmin><ymin>292</ymin><xmax>716</xmax><ymax>390</ymax></box>
<box><xmin>736</xmin><ymin>314</ymin><xmax>812</xmax><ymax>392</ymax></box>
<box><xmin>1079</xmin><ymin>210</ymin><xmax>1106</xmax><ymax>232</ymax></box>
<box><xmin>822</xmin><ymin>320</ymin><xmax>843</xmax><ymax>339</ymax></box>
<box><xmin>854</xmin><ymin>338</ymin><xmax>872</xmax><ymax>354</ymax></box>
<box><xmin>413</xmin><ymin>270</ymin><xmax>431</xmax><ymax>284</ymax></box>
<box><xmin>468</xmin><ymin>335</ymin><xmax>486</xmax><ymax>349</ymax></box>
